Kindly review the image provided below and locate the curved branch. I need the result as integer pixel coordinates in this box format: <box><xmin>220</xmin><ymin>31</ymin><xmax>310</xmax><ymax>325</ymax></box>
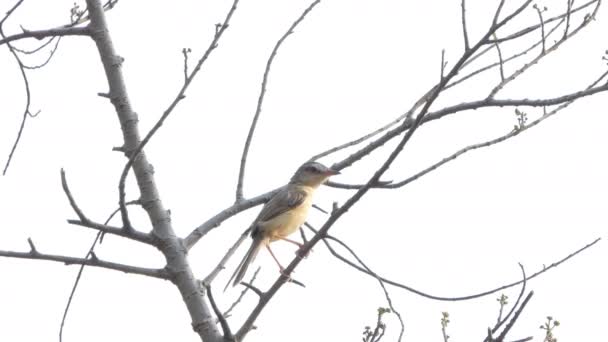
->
<box><xmin>236</xmin><ymin>0</ymin><xmax>321</xmax><ymax>201</ymax></box>
<box><xmin>322</xmin><ymin>233</ymin><xmax>600</xmax><ymax>301</ymax></box>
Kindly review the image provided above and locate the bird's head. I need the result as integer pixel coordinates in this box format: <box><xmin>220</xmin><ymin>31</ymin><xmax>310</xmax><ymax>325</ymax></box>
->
<box><xmin>290</xmin><ymin>161</ymin><xmax>340</xmax><ymax>188</ymax></box>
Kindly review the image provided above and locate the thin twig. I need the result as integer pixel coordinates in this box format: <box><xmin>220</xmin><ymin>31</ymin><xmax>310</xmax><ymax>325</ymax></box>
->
<box><xmin>487</xmin><ymin>0</ymin><xmax>600</xmax><ymax>98</ymax></box>
<box><xmin>486</xmin><ymin>264</ymin><xmax>528</xmax><ymax>341</ymax></box>
<box><xmin>461</xmin><ymin>0</ymin><xmax>470</xmax><ymax>50</ymax></box>
<box><xmin>235</xmin><ymin>0</ymin><xmax>321</xmax><ymax>202</ymax></box>
<box><xmin>565</xmin><ymin>0</ymin><xmax>574</xmax><ymax>38</ymax></box>
<box><xmin>492</xmin><ymin>34</ymin><xmax>505</xmax><ymax>81</ymax></box>
<box><xmin>22</xmin><ymin>36</ymin><xmax>62</xmax><ymax>70</ymax></box>
<box><xmin>205</xmin><ymin>285</ymin><xmax>233</xmax><ymax>340</ymax></box>
<box><xmin>449</xmin><ymin>18</ymin><xmax>565</xmax><ymax>90</ymax></box>
<box><xmin>59</xmin><ymin>200</ymin><xmax>140</xmax><ymax>342</ymax></box>
<box><xmin>223</xmin><ymin>267</ymin><xmax>261</xmax><ymax>318</ymax></box>
<box><xmin>1</xmin><ymin>1</ymin><xmax>35</xmax><ymax>176</ymax></box>
<box><xmin>496</xmin><ymin>292</ymin><xmax>534</xmax><ymax>341</ymax></box>
<box><xmin>533</xmin><ymin>4</ymin><xmax>547</xmax><ymax>54</ymax></box>
<box><xmin>322</xmin><ymin>232</ymin><xmax>600</xmax><ymax>301</ymax></box>
<box><xmin>240</xmin><ymin>281</ymin><xmax>264</xmax><ymax>297</ymax></box>
<box><xmin>204</xmin><ymin>227</ymin><xmax>251</xmax><ymax>287</ymax></box>
<box><xmin>490</xmin><ymin>0</ymin><xmax>598</xmax><ymax>43</ymax></box>
<box><xmin>324</xmin><ymin>234</ymin><xmax>405</xmax><ymax>342</ymax></box>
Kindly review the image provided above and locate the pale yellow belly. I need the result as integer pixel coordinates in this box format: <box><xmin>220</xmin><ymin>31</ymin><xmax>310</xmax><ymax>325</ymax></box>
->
<box><xmin>262</xmin><ymin>199</ymin><xmax>312</xmax><ymax>242</ymax></box>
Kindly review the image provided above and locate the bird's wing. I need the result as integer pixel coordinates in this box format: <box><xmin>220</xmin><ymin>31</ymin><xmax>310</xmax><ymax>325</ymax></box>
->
<box><xmin>254</xmin><ymin>185</ymin><xmax>307</xmax><ymax>225</ymax></box>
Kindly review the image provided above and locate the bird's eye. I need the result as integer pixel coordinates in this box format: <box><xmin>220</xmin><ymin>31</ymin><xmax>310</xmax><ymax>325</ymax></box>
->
<box><xmin>306</xmin><ymin>165</ymin><xmax>320</xmax><ymax>173</ymax></box>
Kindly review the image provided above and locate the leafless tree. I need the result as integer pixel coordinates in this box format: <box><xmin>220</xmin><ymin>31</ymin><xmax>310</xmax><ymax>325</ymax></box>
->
<box><xmin>1</xmin><ymin>0</ymin><xmax>605</xmax><ymax>341</ymax></box>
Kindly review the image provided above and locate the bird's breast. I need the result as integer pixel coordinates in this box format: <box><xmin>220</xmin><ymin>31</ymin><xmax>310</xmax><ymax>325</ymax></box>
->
<box><xmin>265</xmin><ymin>187</ymin><xmax>314</xmax><ymax>241</ymax></box>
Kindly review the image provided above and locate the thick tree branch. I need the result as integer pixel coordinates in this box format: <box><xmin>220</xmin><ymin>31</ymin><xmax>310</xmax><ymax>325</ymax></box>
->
<box><xmin>236</xmin><ymin>0</ymin><xmax>321</xmax><ymax>201</ymax></box>
<box><xmin>85</xmin><ymin>0</ymin><xmax>224</xmax><ymax>340</ymax></box>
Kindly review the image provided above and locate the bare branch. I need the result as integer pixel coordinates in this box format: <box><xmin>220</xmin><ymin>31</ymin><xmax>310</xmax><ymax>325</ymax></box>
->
<box><xmin>486</xmin><ymin>264</ymin><xmax>528</xmax><ymax>341</ymax></box>
<box><xmin>565</xmin><ymin>0</ymin><xmax>574</xmax><ymax>38</ymax></box>
<box><xmin>0</xmin><ymin>26</ymin><xmax>89</xmax><ymax>46</ymax></box>
<box><xmin>236</xmin><ymin>0</ymin><xmax>321</xmax><ymax>201</ymax></box>
<box><xmin>60</xmin><ymin>199</ymin><xmax>140</xmax><ymax>342</ymax></box>
<box><xmin>184</xmin><ymin>187</ymin><xmax>280</xmax><ymax>250</ymax></box>
<box><xmin>204</xmin><ymin>227</ymin><xmax>250</xmax><ymax>287</ymax></box>
<box><xmin>117</xmin><ymin>0</ymin><xmax>240</xmax><ymax>230</ymax></box>
<box><xmin>240</xmin><ymin>281</ymin><xmax>264</xmax><ymax>297</ymax></box>
<box><xmin>492</xmin><ymin>34</ymin><xmax>505</xmax><ymax>81</ymax></box>
<box><xmin>322</xmin><ymin>232</ymin><xmax>600</xmax><ymax>301</ymax></box>
<box><xmin>496</xmin><ymin>292</ymin><xmax>534</xmax><ymax>341</ymax></box>
<box><xmin>84</xmin><ymin>0</ymin><xmax>238</xmax><ymax>338</ymax></box>
<box><xmin>1</xmin><ymin>20</ymin><xmax>36</xmax><ymax>175</ymax></box>
<box><xmin>440</xmin><ymin>49</ymin><xmax>447</xmax><ymax>81</ymax></box>
<box><xmin>60</xmin><ymin>168</ymin><xmax>90</xmax><ymax>223</ymax></box>
<box><xmin>0</xmin><ymin>242</ymin><xmax>168</xmax><ymax>279</ymax></box>
<box><xmin>22</xmin><ymin>36</ymin><xmax>62</xmax><ymax>70</ymax></box>
<box><xmin>66</xmin><ymin>219</ymin><xmax>154</xmax><ymax>245</ymax></box>
<box><xmin>533</xmin><ymin>4</ymin><xmax>547</xmax><ymax>54</ymax></box>
<box><xmin>487</xmin><ymin>2</ymin><xmax>600</xmax><ymax>99</ymax></box>
<box><xmin>461</xmin><ymin>0</ymin><xmax>470</xmax><ymax>50</ymax></box>
<box><xmin>205</xmin><ymin>285</ymin><xmax>233</xmax><ymax>340</ymax></box>
<box><xmin>61</xmin><ymin>168</ymin><xmax>156</xmax><ymax>244</ymax></box>
<box><xmin>449</xmin><ymin>18</ymin><xmax>566</xmax><ymax>90</ymax></box>
<box><xmin>490</xmin><ymin>0</ymin><xmax>598</xmax><ymax>43</ymax></box>
<box><xmin>492</xmin><ymin>0</ymin><xmax>506</xmax><ymax>25</ymax></box>
<box><xmin>324</xmin><ymin>233</ymin><xmax>405</xmax><ymax>342</ymax></box>
<box><xmin>223</xmin><ymin>267</ymin><xmax>261</xmax><ymax>318</ymax></box>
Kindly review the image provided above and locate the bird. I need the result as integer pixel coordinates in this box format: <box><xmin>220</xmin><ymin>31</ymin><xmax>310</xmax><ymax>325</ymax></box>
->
<box><xmin>226</xmin><ymin>161</ymin><xmax>339</xmax><ymax>289</ymax></box>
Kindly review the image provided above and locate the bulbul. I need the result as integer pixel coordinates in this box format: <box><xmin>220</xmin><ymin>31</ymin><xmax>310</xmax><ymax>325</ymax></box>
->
<box><xmin>226</xmin><ymin>161</ymin><xmax>339</xmax><ymax>288</ymax></box>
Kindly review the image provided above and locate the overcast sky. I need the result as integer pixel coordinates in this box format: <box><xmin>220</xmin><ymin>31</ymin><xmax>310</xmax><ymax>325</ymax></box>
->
<box><xmin>1</xmin><ymin>0</ymin><xmax>607</xmax><ymax>341</ymax></box>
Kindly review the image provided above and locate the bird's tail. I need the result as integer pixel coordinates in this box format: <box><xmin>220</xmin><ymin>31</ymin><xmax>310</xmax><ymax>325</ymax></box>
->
<box><xmin>225</xmin><ymin>237</ymin><xmax>263</xmax><ymax>291</ymax></box>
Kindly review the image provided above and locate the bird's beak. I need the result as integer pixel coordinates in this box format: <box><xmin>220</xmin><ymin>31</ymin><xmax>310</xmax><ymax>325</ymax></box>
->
<box><xmin>325</xmin><ymin>169</ymin><xmax>340</xmax><ymax>176</ymax></box>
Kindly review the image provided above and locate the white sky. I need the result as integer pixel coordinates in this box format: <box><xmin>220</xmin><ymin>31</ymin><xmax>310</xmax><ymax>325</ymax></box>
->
<box><xmin>1</xmin><ymin>0</ymin><xmax>607</xmax><ymax>341</ymax></box>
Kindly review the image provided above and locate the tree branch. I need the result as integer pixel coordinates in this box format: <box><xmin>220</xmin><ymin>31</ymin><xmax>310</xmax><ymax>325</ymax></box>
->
<box><xmin>461</xmin><ymin>0</ymin><xmax>470</xmax><ymax>50</ymax></box>
<box><xmin>116</xmin><ymin>0</ymin><xmax>240</xmax><ymax>230</ymax></box>
<box><xmin>85</xmin><ymin>0</ymin><xmax>224</xmax><ymax>339</ymax></box>
<box><xmin>0</xmin><ymin>241</ymin><xmax>169</xmax><ymax>279</ymax></box>
<box><xmin>321</xmin><ymin>231</ymin><xmax>600</xmax><ymax>301</ymax></box>
<box><xmin>205</xmin><ymin>285</ymin><xmax>233</xmax><ymax>340</ymax></box>
<box><xmin>235</xmin><ymin>0</ymin><xmax>321</xmax><ymax>202</ymax></box>
<box><xmin>184</xmin><ymin>188</ymin><xmax>280</xmax><ymax>250</ymax></box>
<box><xmin>235</xmin><ymin>4</ymin><xmax>531</xmax><ymax>337</ymax></box>
<box><xmin>0</xmin><ymin>26</ymin><xmax>89</xmax><ymax>46</ymax></box>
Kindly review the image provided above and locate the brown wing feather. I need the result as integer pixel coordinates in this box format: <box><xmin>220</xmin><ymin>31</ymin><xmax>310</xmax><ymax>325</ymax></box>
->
<box><xmin>253</xmin><ymin>185</ymin><xmax>306</xmax><ymax>226</ymax></box>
